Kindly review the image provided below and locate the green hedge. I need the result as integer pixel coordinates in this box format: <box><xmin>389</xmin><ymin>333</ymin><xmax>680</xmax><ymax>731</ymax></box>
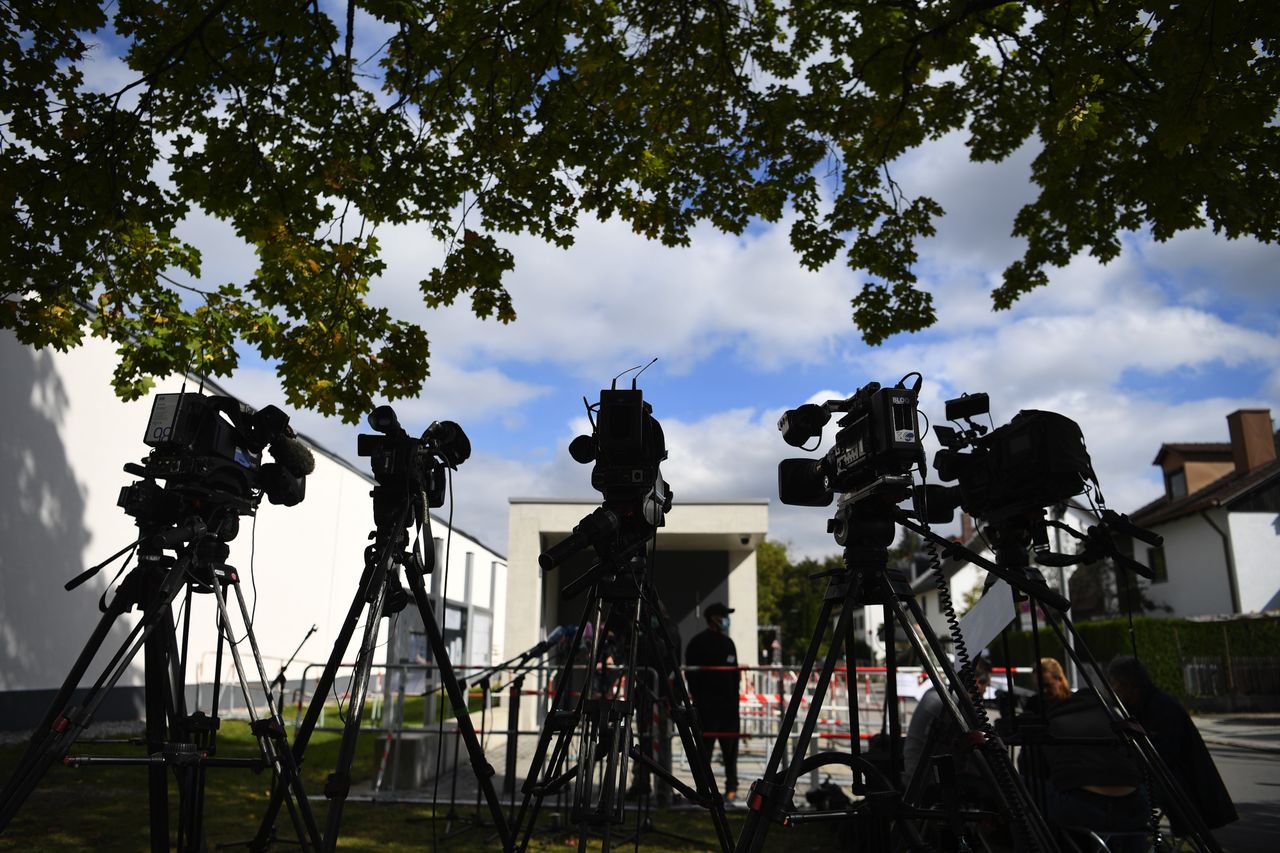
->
<box><xmin>985</xmin><ymin>615</ymin><xmax>1280</xmax><ymax>699</ymax></box>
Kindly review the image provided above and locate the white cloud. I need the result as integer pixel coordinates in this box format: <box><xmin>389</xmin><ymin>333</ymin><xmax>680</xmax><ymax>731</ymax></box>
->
<box><xmin>896</xmin><ymin>131</ymin><xmax>1039</xmax><ymax>273</ymax></box>
<box><xmin>173</xmin><ymin>210</ymin><xmax>259</xmax><ymax>287</ymax></box>
<box><xmin>218</xmin><ymin>359</ymin><xmax>549</xmax><ymax>456</ymax></box>
<box><xmin>1132</xmin><ymin>228</ymin><xmax>1280</xmax><ymax>306</ymax></box>
<box><xmin>80</xmin><ymin>43</ymin><xmax>137</xmax><ymax>101</ymax></box>
<box><xmin>856</xmin><ymin>304</ymin><xmax>1279</xmax><ymax>412</ymax></box>
<box><xmin>367</xmin><ymin>214</ymin><xmax>860</xmax><ymax>375</ymax></box>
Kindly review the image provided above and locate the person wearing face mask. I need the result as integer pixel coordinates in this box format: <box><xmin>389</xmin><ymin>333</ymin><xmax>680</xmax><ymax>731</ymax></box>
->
<box><xmin>685</xmin><ymin>602</ymin><xmax>741</xmax><ymax>803</ymax></box>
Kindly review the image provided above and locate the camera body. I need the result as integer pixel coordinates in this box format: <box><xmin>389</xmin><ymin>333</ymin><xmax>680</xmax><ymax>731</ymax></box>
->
<box><xmin>357</xmin><ymin>406</ymin><xmax>470</xmax><ymax>512</ymax></box>
<box><xmin>120</xmin><ymin>393</ymin><xmax>309</xmax><ymax>528</ymax></box>
<box><xmin>569</xmin><ymin>388</ymin><xmax>671</xmax><ymax>524</ymax></box>
<box><xmin>933</xmin><ymin>398</ymin><xmax>1093</xmax><ymax>522</ymax></box>
<box><xmin>777</xmin><ymin>381</ymin><xmax>923</xmax><ymax>507</ymax></box>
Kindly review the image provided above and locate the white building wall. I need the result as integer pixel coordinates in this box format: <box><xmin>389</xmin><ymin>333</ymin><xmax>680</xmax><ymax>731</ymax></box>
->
<box><xmin>1227</xmin><ymin>511</ymin><xmax>1280</xmax><ymax>613</ymax></box>
<box><xmin>429</xmin><ymin>530</ymin><xmax>507</xmax><ymax>665</ymax></box>
<box><xmin>1145</xmin><ymin>510</ymin><xmax>1235</xmax><ymax>616</ymax></box>
<box><xmin>1</xmin><ymin>331</ymin><xmax>504</xmax><ymax>710</ymax></box>
<box><xmin>726</xmin><ymin>548</ymin><xmax>759</xmax><ymax>661</ymax></box>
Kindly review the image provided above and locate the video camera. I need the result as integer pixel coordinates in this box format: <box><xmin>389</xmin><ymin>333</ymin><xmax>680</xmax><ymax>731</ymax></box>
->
<box><xmin>929</xmin><ymin>393</ymin><xmax>1093</xmax><ymax>523</ymax></box>
<box><xmin>118</xmin><ymin>392</ymin><xmax>314</xmax><ymax>537</ymax></box>
<box><xmin>540</xmin><ymin>378</ymin><xmax>672</xmax><ymax>571</ymax></box>
<box><xmin>357</xmin><ymin>405</ymin><xmax>470</xmax><ymax>514</ymax></box>
<box><xmin>776</xmin><ymin>377</ymin><xmax>924</xmax><ymax>507</ymax></box>
<box><xmin>568</xmin><ymin>385</ymin><xmax>670</xmax><ymax>514</ymax></box>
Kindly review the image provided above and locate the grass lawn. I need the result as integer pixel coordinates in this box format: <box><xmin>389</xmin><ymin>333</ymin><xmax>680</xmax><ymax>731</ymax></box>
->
<box><xmin>0</xmin><ymin>714</ymin><xmax>755</xmax><ymax>852</ymax></box>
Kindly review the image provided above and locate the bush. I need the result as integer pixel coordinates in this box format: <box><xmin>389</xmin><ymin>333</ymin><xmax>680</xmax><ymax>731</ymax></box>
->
<box><xmin>985</xmin><ymin>614</ymin><xmax>1280</xmax><ymax>699</ymax></box>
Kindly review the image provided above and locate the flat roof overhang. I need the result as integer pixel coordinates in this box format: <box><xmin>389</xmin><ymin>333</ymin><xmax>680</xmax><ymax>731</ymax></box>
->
<box><xmin>511</xmin><ymin>498</ymin><xmax>769</xmax><ymax>552</ymax></box>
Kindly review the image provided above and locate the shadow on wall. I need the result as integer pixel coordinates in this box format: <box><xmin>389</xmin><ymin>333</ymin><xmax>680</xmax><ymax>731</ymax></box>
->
<box><xmin>0</xmin><ymin>340</ymin><xmax>142</xmax><ymax>728</ymax></box>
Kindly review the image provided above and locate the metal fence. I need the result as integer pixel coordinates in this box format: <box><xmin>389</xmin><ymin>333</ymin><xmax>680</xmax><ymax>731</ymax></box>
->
<box><xmin>1183</xmin><ymin>655</ymin><xmax>1280</xmax><ymax>697</ymax></box>
<box><xmin>186</xmin><ymin>655</ymin><xmax>1030</xmax><ymax>804</ymax></box>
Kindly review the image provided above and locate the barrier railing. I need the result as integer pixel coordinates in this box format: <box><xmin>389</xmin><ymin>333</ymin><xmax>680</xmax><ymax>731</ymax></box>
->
<box><xmin>186</xmin><ymin>654</ymin><xmax>1032</xmax><ymax>805</ymax></box>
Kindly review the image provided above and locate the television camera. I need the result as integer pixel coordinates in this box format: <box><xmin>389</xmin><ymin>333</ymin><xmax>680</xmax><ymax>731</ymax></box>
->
<box><xmin>929</xmin><ymin>393</ymin><xmax>1094</xmax><ymax>524</ymax></box>
<box><xmin>776</xmin><ymin>376</ymin><xmax>924</xmax><ymax>508</ymax></box>
<box><xmin>356</xmin><ymin>405</ymin><xmax>470</xmax><ymax>526</ymax></box>
<box><xmin>5</xmin><ymin>392</ymin><xmax>325</xmax><ymax>849</ymax></box>
<box><xmin>115</xmin><ymin>392</ymin><xmax>314</xmax><ymax>553</ymax></box>
<box><xmin>539</xmin><ymin>379</ymin><xmax>672</xmax><ymax>571</ymax></box>
<box><xmin>926</xmin><ymin>392</ymin><xmax>1160</xmax><ymax>577</ymax></box>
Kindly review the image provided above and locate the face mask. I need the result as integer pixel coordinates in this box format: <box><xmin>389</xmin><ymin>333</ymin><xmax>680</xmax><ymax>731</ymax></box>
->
<box><xmin>719</xmin><ymin>616</ymin><xmax>731</xmax><ymax>631</ymax></box>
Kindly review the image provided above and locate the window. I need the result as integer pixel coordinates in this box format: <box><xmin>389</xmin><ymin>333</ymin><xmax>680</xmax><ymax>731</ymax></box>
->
<box><xmin>1168</xmin><ymin>469</ymin><xmax>1187</xmax><ymax>500</ymax></box>
<box><xmin>1148</xmin><ymin>546</ymin><xmax>1168</xmax><ymax>583</ymax></box>
<box><xmin>443</xmin><ymin>603</ymin><xmax>468</xmax><ymax>663</ymax></box>
<box><xmin>469</xmin><ymin>611</ymin><xmax>493</xmax><ymax>668</ymax></box>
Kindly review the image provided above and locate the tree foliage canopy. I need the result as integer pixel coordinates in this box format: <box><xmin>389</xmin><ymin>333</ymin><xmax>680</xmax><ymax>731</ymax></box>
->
<box><xmin>3</xmin><ymin>1</ymin><xmax>1276</xmax><ymax>420</ymax></box>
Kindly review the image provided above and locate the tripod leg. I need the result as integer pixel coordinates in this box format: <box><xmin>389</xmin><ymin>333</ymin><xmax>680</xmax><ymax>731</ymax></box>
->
<box><xmin>211</xmin><ymin>572</ymin><xmax>322</xmax><ymax>851</ymax></box>
<box><xmin>512</xmin><ymin>600</ymin><xmax>596</xmax><ymax>852</ymax></box>
<box><xmin>403</xmin><ymin>560</ymin><xmax>514</xmax><ymax>850</ymax></box>
<box><xmin>227</xmin><ymin>575</ymin><xmax>322</xmax><ymax>845</ymax></box>
<box><xmin>773</xmin><ymin>588</ymin><xmax>855</xmax><ymax>805</ymax></box>
<box><xmin>735</xmin><ymin>594</ymin><xmax>841</xmax><ymax>853</ymax></box>
<box><xmin>631</xmin><ymin>589</ymin><xmax>734</xmax><ymax>852</ymax></box>
<box><xmin>0</xmin><ymin>561</ymin><xmax>190</xmax><ymax>835</ymax></box>
<box><xmin>168</xmin><ymin>596</ymin><xmax>207</xmax><ymax>853</ymax></box>
<box><xmin>843</xmin><ymin>614</ymin><xmax>862</xmax><ymax>759</ymax></box>
<box><xmin>569</xmin><ymin>596</ymin><xmax>617</xmax><ymax>837</ymax></box>
<box><xmin>891</xmin><ymin>593</ymin><xmax>1062</xmax><ymax>853</ymax></box>
<box><xmin>0</xmin><ymin>580</ymin><xmax>134</xmax><ymax>823</ymax></box>
<box><xmin>320</xmin><ymin>563</ymin><xmax>391</xmax><ymax>851</ymax></box>
<box><xmin>250</xmin><ymin>546</ymin><xmax>385</xmax><ymax>850</ymax></box>
<box><xmin>884</xmin><ymin>599</ymin><xmax>905</xmax><ymax>780</ymax></box>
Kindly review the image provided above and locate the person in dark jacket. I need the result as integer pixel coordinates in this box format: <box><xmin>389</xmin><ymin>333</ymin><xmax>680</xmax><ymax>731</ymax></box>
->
<box><xmin>685</xmin><ymin>602</ymin><xmax>741</xmax><ymax>801</ymax></box>
<box><xmin>1108</xmin><ymin>655</ymin><xmax>1238</xmax><ymax>835</ymax></box>
<box><xmin>1041</xmin><ymin>689</ymin><xmax>1150</xmax><ymax>852</ymax></box>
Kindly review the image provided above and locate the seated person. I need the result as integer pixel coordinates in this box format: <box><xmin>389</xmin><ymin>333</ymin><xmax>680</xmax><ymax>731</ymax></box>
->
<box><xmin>1027</xmin><ymin>657</ymin><xmax>1073</xmax><ymax>714</ymax></box>
<box><xmin>1041</xmin><ymin>689</ymin><xmax>1149</xmax><ymax>852</ymax></box>
<box><xmin>902</xmin><ymin>656</ymin><xmax>993</xmax><ymax>798</ymax></box>
<box><xmin>1108</xmin><ymin>655</ymin><xmax>1236</xmax><ymax>834</ymax></box>
<box><xmin>1017</xmin><ymin>657</ymin><xmax>1074</xmax><ymax>800</ymax></box>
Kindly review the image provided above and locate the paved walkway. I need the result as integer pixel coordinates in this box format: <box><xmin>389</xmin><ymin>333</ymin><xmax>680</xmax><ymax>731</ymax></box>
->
<box><xmin>1193</xmin><ymin>713</ymin><xmax>1280</xmax><ymax>753</ymax></box>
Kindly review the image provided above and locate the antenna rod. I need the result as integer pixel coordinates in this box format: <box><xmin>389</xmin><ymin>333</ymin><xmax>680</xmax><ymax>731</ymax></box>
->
<box><xmin>631</xmin><ymin>357</ymin><xmax>658</xmax><ymax>389</ymax></box>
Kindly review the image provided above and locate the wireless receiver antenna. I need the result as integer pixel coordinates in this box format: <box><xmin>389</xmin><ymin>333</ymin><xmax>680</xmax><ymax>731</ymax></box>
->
<box><xmin>609</xmin><ymin>356</ymin><xmax>657</xmax><ymax>390</ymax></box>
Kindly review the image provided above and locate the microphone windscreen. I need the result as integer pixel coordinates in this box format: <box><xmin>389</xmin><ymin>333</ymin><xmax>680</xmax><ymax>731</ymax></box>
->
<box><xmin>270</xmin><ymin>435</ymin><xmax>316</xmax><ymax>476</ymax></box>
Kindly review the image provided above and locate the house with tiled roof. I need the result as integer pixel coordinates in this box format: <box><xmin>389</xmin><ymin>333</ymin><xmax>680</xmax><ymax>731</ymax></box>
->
<box><xmin>1129</xmin><ymin>409</ymin><xmax>1280</xmax><ymax>617</ymax></box>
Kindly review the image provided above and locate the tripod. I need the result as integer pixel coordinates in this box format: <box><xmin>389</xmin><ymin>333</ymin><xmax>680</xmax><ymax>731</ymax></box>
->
<box><xmin>734</xmin><ymin>497</ymin><xmax>1065</xmax><ymax>853</ymax></box>
<box><xmin>510</xmin><ymin>537</ymin><xmax>734</xmax><ymax>853</ymax></box>
<box><xmin>0</xmin><ymin>516</ymin><xmax>322</xmax><ymax>852</ymax></box>
<box><xmin>249</xmin><ymin>480</ymin><xmax>513</xmax><ymax>851</ymax></box>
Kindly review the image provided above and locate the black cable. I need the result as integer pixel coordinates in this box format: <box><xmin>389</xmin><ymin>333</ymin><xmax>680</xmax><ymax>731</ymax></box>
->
<box><xmin>917</xmin><ymin>471</ymin><xmax>1039</xmax><ymax>852</ymax></box>
<box><xmin>430</xmin><ymin>466</ymin><xmax>457</xmax><ymax>852</ymax></box>
<box><xmin>247</xmin><ymin>510</ymin><xmax>259</xmax><ymax>633</ymax></box>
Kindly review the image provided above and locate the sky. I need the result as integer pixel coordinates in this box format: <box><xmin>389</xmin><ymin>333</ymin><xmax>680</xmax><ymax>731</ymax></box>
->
<box><xmin>81</xmin><ymin>16</ymin><xmax>1280</xmax><ymax>561</ymax></box>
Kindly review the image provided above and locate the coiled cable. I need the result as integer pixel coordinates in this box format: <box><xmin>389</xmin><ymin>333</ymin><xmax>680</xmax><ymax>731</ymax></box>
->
<box><xmin>927</xmin><ymin>538</ymin><xmax>1041</xmax><ymax>852</ymax></box>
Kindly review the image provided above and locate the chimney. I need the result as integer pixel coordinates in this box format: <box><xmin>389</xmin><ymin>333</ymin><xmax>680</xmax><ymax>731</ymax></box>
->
<box><xmin>1226</xmin><ymin>409</ymin><xmax>1276</xmax><ymax>474</ymax></box>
